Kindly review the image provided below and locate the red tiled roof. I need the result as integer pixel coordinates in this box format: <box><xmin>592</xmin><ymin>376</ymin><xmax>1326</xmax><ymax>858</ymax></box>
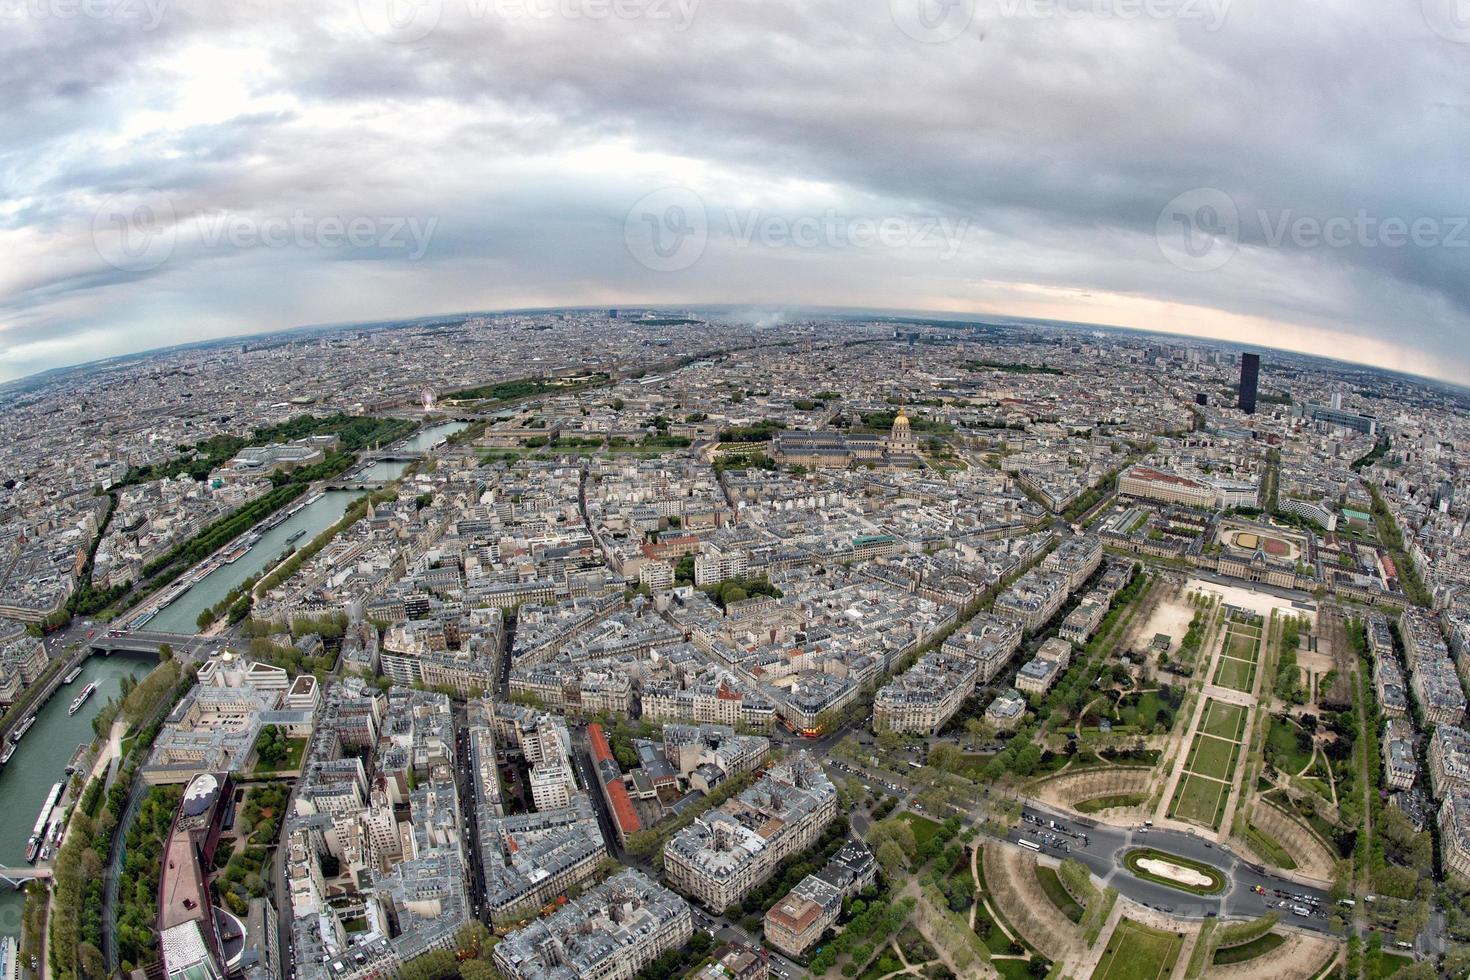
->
<box><xmin>605</xmin><ymin>778</ymin><xmax>642</xmax><ymax>835</ymax></box>
<box><xmin>587</xmin><ymin>723</ymin><xmax>614</xmax><ymax>764</ymax></box>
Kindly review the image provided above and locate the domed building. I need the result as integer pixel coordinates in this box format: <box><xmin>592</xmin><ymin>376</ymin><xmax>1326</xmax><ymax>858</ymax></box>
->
<box><xmin>771</xmin><ymin>406</ymin><xmax>926</xmax><ymax>469</ymax></box>
<box><xmin>886</xmin><ymin>407</ymin><xmax>919</xmax><ymax>456</ymax></box>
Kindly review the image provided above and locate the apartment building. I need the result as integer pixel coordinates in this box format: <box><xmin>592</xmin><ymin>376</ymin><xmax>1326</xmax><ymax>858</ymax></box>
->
<box><xmin>664</xmin><ymin>753</ymin><xmax>836</xmax><ymax>910</ymax></box>
<box><xmin>1430</xmin><ymin>724</ymin><xmax>1470</xmax><ymax>799</ymax></box>
<box><xmin>493</xmin><ymin>870</ymin><xmax>692</xmax><ymax>980</ymax></box>
<box><xmin>1383</xmin><ymin>717</ymin><xmax>1418</xmax><ymax>791</ymax></box>
<box><xmin>872</xmin><ymin>651</ymin><xmax>978</xmax><ymax>735</ymax></box>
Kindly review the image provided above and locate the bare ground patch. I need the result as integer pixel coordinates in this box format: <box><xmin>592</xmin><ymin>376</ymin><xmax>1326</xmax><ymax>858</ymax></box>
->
<box><xmin>983</xmin><ymin>844</ymin><xmax>1082</xmax><ymax>963</ymax></box>
<box><xmin>1204</xmin><ymin>929</ymin><xmax>1341</xmax><ymax>979</ymax></box>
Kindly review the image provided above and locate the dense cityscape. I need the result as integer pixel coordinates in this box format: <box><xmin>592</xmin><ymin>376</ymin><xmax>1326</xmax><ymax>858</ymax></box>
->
<box><xmin>0</xmin><ymin>312</ymin><xmax>1465</xmax><ymax>980</ymax></box>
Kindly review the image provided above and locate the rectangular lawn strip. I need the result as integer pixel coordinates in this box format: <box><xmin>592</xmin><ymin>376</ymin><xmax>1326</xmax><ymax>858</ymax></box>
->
<box><xmin>1170</xmin><ymin>771</ymin><xmax>1228</xmax><ymax>828</ymax></box>
<box><xmin>1212</xmin><ymin>656</ymin><xmax>1255</xmax><ymax>692</ymax></box>
<box><xmin>1225</xmin><ymin>631</ymin><xmax>1260</xmax><ymax>661</ymax></box>
<box><xmin>1200</xmin><ymin>699</ymin><xmax>1247</xmax><ymax>741</ymax></box>
<box><xmin>1090</xmin><ymin>918</ymin><xmax>1184</xmax><ymax>980</ymax></box>
<box><xmin>1187</xmin><ymin>734</ymin><xmax>1239</xmax><ymax>780</ymax></box>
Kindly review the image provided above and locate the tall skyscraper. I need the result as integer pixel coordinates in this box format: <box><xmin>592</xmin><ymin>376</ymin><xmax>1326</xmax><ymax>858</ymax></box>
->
<box><xmin>1239</xmin><ymin>352</ymin><xmax>1260</xmax><ymax>414</ymax></box>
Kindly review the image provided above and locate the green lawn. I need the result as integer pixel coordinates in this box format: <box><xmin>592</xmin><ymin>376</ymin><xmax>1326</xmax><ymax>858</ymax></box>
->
<box><xmin>1213</xmin><ymin>932</ymin><xmax>1285</xmax><ymax>965</ymax></box>
<box><xmin>1366</xmin><ymin>950</ymin><xmax>1413</xmax><ymax>978</ymax></box>
<box><xmin>1187</xmin><ymin>734</ymin><xmax>1239</xmax><ymax>780</ymax></box>
<box><xmin>1123</xmin><ymin>848</ymin><xmax>1227</xmax><ymax>895</ymax></box>
<box><xmin>1035</xmin><ymin>865</ymin><xmax>1085</xmax><ymax>923</ymax></box>
<box><xmin>1076</xmin><ymin>793</ymin><xmax>1147</xmax><ymax>814</ymax></box>
<box><xmin>1117</xmin><ymin>691</ymin><xmax>1179</xmax><ymax>731</ymax></box>
<box><xmin>901</xmin><ymin>812</ymin><xmax>944</xmax><ymax>848</ymax></box>
<box><xmin>1225</xmin><ymin>631</ymin><xmax>1261</xmax><ymax>661</ymax></box>
<box><xmin>1266</xmin><ymin>716</ymin><xmax>1315</xmax><ymax>774</ymax></box>
<box><xmin>1213</xmin><ymin>656</ymin><xmax>1256</xmax><ymax>692</ymax></box>
<box><xmin>1245</xmin><ymin>823</ymin><xmax>1298</xmax><ymax>870</ymax></box>
<box><xmin>1200</xmin><ymin>700</ymin><xmax>1247</xmax><ymax>741</ymax></box>
<box><xmin>1090</xmin><ymin>918</ymin><xmax>1184</xmax><ymax>980</ymax></box>
<box><xmin>252</xmin><ymin>736</ymin><xmax>307</xmax><ymax>774</ymax></box>
<box><xmin>995</xmin><ymin>958</ymin><xmax>1047</xmax><ymax>980</ymax></box>
<box><xmin>1171</xmin><ymin>772</ymin><xmax>1228</xmax><ymax>828</ymax></box>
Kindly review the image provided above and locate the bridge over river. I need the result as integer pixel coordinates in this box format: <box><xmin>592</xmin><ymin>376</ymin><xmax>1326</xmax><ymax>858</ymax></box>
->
<box><xmin>0</xmin><ymin>867</ymin><xmax>51</xmax><ymax>889</ymax></box>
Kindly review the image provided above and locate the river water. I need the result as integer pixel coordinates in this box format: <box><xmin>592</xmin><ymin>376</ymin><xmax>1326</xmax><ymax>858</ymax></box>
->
<box><xmin>0</xmin><ymin>653</ymin><xmax>157</xmax><ymax>939</ymax></box>
<box><xmin>396</xmin><ymin>420</ymin><xmax>467</xmax><ymax>453</ymax></box>
<box><xmin>0</xmin><ymin>422</ymin><xmax>470</xmax><ymax>943</ymax></box>
<box><xmin>146</xmin><ymin>490</ymin><xmax>364</xmax><ymax>634</ymax></box>
<box><xmin>146</xmin><ymin>421</ymin><xmax>466</xmax><ymax>634</ymax></box>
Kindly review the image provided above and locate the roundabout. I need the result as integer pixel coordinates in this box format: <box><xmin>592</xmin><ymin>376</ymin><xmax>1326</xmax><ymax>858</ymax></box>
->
<box><xmin>1123</xmin><ymin>847</ymin><xmax>1227</xmax><ymax>895</ymax></box>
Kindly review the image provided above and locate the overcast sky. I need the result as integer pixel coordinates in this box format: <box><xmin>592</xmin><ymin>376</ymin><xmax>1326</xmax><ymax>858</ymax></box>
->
<box><xmin>2</xmin><ymin>0</ymin><xmax>1467</xmax><ymax>384</ymax></box>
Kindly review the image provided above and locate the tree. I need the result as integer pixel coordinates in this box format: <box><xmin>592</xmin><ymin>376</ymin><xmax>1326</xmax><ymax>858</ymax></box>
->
<box><xmin>157</xmin><ymin>642</ymin><xmax>173</xmax><ymax>662</ymax></box>
<box><xmin>876</xmin><ymin>839</ymin><xmax>908</xmax><ymax>873</ymax></box>
<box><xmin>460</xmin><ymin>961</ymin><xmax>503</xmax><ymax>980</ymax></box>
<box><xmin>928</xmin><ymin>743</ymin><xmax>962</xmax><ymax>772</ymax></box>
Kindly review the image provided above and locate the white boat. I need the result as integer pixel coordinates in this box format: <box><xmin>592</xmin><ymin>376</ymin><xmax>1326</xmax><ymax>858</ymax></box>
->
<box><xmin>9</xmin><ymin>716</ymin><xmax>36</xmax><ymax>744</ymax></box>
<box><xmin>62</xmin><ymin>667</ymin><xmax>82</xmax><ymax>684</ymax></box>
<box><xmin>69</xmin><ymin>681</ymin><xmax>98</xmax><ymax>716</ymax></box>
<box><xmin>27</xmin><ymin>782</ymin><xmax>63</xmax><ymax>863</ymax></box>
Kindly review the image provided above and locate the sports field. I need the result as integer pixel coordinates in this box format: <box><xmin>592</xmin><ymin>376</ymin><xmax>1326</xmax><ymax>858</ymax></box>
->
<box><xmin>1226</xmin><ymin>530</ymin><xmax>1297</xmax><ymax>559</ymax></box>
<box><xmin>1170</xmin><ymin>699</ymin><xmax>1247</xmax><ymax>829</ymax></box>
<box><xmin>1090</xmin><ymin>918</ymin><xmax>1184</xmax><ymax>980</ymax></box>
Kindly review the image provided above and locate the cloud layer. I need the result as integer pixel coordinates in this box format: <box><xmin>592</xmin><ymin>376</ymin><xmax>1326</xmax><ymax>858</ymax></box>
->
<box><xmin>2</xmin><ymin>0</ymin><xmax>1468</xmax><ymax>383</ymax></box>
